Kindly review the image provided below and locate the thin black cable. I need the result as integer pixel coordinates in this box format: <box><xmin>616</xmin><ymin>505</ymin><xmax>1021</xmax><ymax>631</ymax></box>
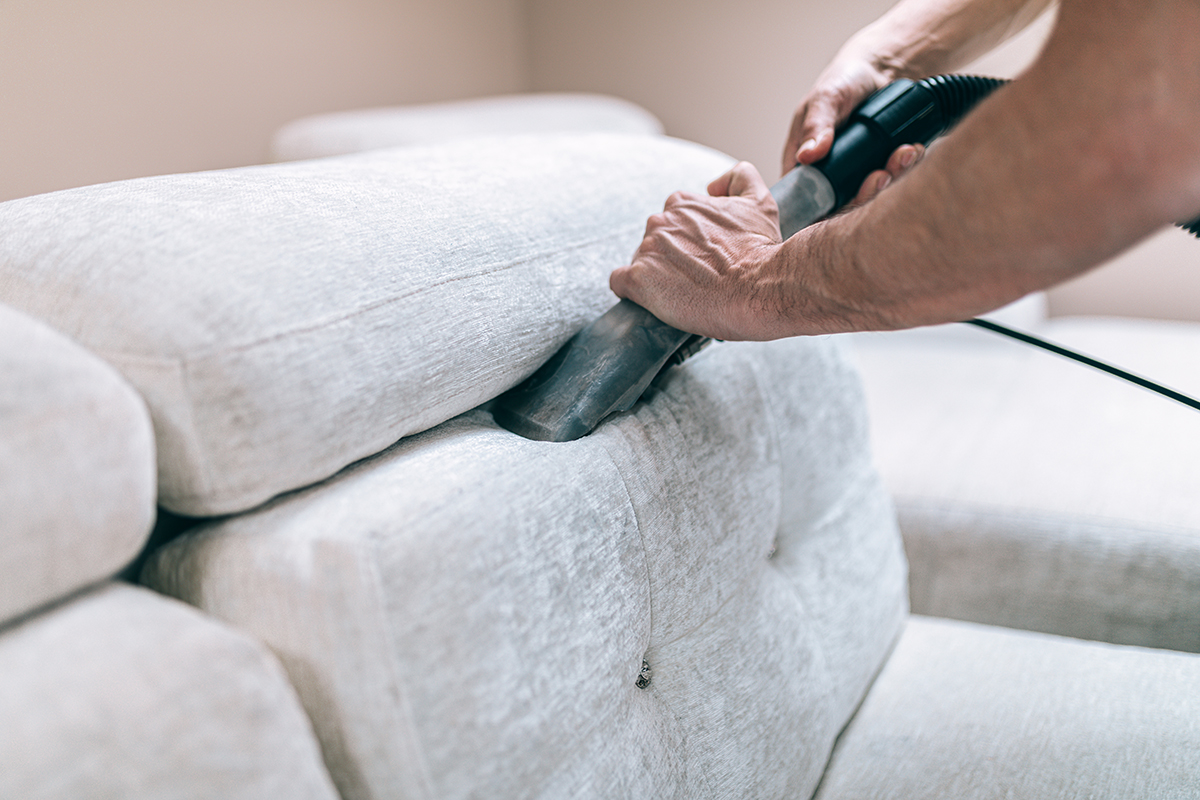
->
<box><xmin>914</xmin><ymin>74</ymin><xmax>1200</xmax><ymax>413</ymax></box>
<box><xmin>963</xmin><ymin>317</ymin><xmax>1200</xmax><ymax>412</ymax></box>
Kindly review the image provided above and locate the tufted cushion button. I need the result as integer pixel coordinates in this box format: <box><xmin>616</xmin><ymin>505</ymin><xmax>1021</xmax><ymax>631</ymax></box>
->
<box><xmin>636</xmin><ymin>660</ymin><xmax>652</xmax><ymax>690</ymax></box>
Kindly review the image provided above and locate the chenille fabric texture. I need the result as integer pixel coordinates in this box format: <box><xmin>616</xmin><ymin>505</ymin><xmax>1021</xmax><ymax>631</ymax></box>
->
<box><xmin>0</xmin><ymin>304</ymin><xmax>155</xmax><ymax>625</ymax></box>
<box><xmin>0</xmin><ymin>133</ymin><xmax>731</xmax><ymax>515</ymax></box>
<box><xmin>0</xmin><ymin>584</ymin><xmax>339</xmax><ymax>799</ymax></box>
<box><xmin>814</xmin><ymin>615</ymin><xmax>1200</xmax><ymax>798</ymax></box>
<box><xmin>142</xmin><ymin>336</ymin><xmax>908</xmax><ymax>800</ymax></box>
<box><xmin>848</xmin><ymin>317</ymin><xmax>1200</xmax><ymax>652</ymax></box>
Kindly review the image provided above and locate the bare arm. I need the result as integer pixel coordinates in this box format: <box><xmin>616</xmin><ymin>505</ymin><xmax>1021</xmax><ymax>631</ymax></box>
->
<box><xmin>611</xmin><ymin>0</ymin><xmax>1200</xmax><ymax>339</ymax></box>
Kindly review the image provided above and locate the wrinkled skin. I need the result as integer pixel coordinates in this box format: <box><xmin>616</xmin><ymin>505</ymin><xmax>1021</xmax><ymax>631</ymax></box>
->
<box><xmin>613</xmin><ymin>0</ymin><xmax>1200</xmax><ymax>340</ymax></box>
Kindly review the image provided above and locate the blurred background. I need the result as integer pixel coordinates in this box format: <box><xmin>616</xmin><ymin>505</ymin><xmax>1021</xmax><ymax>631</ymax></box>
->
<box><xmin>3</xmin><ymin>0</ymin><xmax>1198</xmax><ymax>321</ymax></box>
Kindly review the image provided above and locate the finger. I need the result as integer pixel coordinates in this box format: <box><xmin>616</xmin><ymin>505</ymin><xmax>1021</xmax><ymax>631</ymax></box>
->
<box><xmin>851</xmin><ymin>169</ymin><xmax>892</xmax><ymax>206</ymax></box>
<box><xmin>663</xmin><ymin>189</ymin><xmax>703</xmax><ymax>209</ymax></box>
<box><xmin>848</xmin><ymin>144</ymin><xmax>927</xmax><ymax>206</ymax></box>
<box><xmin>783</xmin><ymin>83</ymin><xmax>856</xmax><ymax>171</ymax></box>
<box><xmin>796</xmin><ymin>128</ymin><xmax>835</xmax><ymax>167</ymax></box>
<box><xmin>707</xmin><ymin>166</ymin><xmax>736</xmax><ymax>197</ymax></box>
<box><xmin>708</xmin><ymin>162</ymin><xmax>769</xmax><ymax>200</ymax></box>
<box><xmin>783</xmin><ymin>110</ymin><xmax>836</xmax><ymax>174</ymax></box>
<box><xmin>884</xmin><ymin>143</ymin><xmax>925</xmax><ymax>179</ymax></box>
<box><xmin>609</xmin><ymin>264</ymin><xmax>636</xmax><ymax>301</ymax></box>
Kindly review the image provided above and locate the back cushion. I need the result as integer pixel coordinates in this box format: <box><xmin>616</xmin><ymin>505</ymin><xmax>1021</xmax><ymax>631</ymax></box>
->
<box><xmin>0</xmin><ymin>134</ymin><xmax>732</xmax><ymax>515</ymax></box>
<box><xmin>0</xmin><ymin>303</ymin><xmax>155</xmax><ymax>624</ymax></box>
<box><xmin>0</xmin><ymin>584</ymin><xmax>338</xmax><ymax>800</ymax></box>
<box><xmin>142</xmin><ymin>336</ymin><xmax>908</xmax><ymax>800</ymax></box>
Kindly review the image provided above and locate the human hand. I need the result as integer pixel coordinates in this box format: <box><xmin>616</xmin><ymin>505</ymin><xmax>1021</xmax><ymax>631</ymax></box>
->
<box><xmin>609</xmin><ymin>162</ymin><xmax>788</xmax><ymax>341</ymax></box>
<box><xmin>783</xmin><ymin>57</ymin><xmax>925</xmax><ymax>205</ymax></box>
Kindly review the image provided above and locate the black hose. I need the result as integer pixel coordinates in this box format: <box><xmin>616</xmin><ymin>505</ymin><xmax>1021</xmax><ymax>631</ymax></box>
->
<box><xmin>907</xmin><ymin>75</ymin><xmax>1200</xmax><ymax>410</ymax></box>
<box><xmin>917</xmin><ymin>74</ymin><xmax>1200</xmax><ymax>239</ymax></box>
<box><xmin>915</xmin><ymin>74</ymin><xmax>1008</xmax><ymax>136</ymax></box>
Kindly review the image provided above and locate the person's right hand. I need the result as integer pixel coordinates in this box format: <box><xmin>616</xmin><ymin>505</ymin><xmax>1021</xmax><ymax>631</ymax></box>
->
<box><xmin>782</xmin><ymin>57</ymin><xmax>925</xmax><ymax>206</ymax></box>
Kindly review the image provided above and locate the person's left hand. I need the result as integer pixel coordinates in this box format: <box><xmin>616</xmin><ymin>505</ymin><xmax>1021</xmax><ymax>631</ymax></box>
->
<box><xmin>610</xmin><ymin>162</ymin><xmax>788</xmax><ymax>341</ymax></box>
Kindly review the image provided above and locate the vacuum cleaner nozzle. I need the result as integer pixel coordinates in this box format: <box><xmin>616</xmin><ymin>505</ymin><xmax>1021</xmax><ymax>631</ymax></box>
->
<box><xmin>494</xmin><ymin>74</ymin><xmax>1007</xmax><ymax>442</ymax></box>
<box><xmin>491</xmin><ymin>299</ymin><xmax>698</xmax><ymax>442</ymax></box>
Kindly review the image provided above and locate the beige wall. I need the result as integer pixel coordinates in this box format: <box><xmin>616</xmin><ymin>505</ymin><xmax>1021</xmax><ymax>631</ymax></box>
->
<box><xmin>0</xmin><ymin>0</ymin><xmax>528</xmax><ymax>202</ymax></box>
<box><xmin>525</xmin><ymin>0</ymin><xmax>1051</xmax><ymax>183</ymax></box>
<box><xmin>525</xmin><ymin>2</ymin><xmax>1200</xmax><ymax>323</ymax></box>
<box><xmin>526</xmin><ymin>0</ymin><xmax>896</xmax><ymax>184</ymax></box>
<box><xmin>5</xmin><ymin>1</ymin><xmax>1197</xmax><ymax>320</ymax></box>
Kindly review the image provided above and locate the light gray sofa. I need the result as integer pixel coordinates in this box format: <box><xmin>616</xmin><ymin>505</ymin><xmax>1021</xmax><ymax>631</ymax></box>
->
<box><xmin>278</xmin><ymin>93</ymin><xmax>1200</xmax><ymax>658</ymax></box>
<box><xmin>2</xmin><ymin>97</ymin><xmax>1199</xmax><ymax>798</ymax></box>
<box><xmin>847</xmin><ymin>308</ymin><xmax>1200</xmax><ymax>653</ymax></box>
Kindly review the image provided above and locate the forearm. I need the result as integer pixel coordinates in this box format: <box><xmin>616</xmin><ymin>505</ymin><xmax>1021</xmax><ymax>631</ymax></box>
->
<box><xmin>782</xmin><ymin>0</ymin><xmax>1200</xmax><ymax>334</ymax></box>
<box><xmin>839</xmin><ymin>0</ymin><xmax>1055</xmax><ymax>80</ymax></box>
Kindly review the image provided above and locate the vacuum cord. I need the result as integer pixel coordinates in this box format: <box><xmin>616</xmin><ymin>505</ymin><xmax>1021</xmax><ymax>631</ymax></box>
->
<box><xmin>918</xmin><ymin>75</ymin><xmax>1200</xmax><ymax>410</ymax></box>
<box><xmin>962</xmin><ymin>318</ymin><xmax>1200</xmax><ymax>412</ymax></box>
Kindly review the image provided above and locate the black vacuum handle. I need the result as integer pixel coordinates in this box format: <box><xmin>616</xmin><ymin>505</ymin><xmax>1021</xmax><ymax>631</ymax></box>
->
<box><xmin>813</xmin><ymin>75</ymin><xmax>1007</xmax><ymax>209</ymax></box>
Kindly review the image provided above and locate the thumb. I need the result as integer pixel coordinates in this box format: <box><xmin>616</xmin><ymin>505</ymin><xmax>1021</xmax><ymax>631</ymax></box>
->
<box><xmin>791</xmin><ymin>94</ymin><xmax>842</xmax><ymax>166</ymax></box>
<box><xmin>708</xmin><ymin>162</ymin><xmax>770</xmax><ymax>200</ymax></box>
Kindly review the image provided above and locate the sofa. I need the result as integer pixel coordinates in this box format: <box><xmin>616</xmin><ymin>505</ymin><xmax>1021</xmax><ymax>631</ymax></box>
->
<box><xmin>2</xmin><ymin>94</ymin><xmax>1198</xmax><ymax>799</ymax></box>
<box><xmin>847</xmin><ymin>311</ymin><xmax>1200</xmax><ymax>652</ymax></box>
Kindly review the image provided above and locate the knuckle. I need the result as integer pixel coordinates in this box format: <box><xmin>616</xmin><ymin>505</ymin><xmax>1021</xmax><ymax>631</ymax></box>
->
<box><xmin>665</xmin><ymin>189</ymin><xmax>698</xmax><ymax>208</ymax></box>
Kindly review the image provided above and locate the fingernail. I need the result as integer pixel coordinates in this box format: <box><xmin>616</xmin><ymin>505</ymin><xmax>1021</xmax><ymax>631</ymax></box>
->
<box><xmin>797</xmin><ymin>139</ymin><xmax>817</xmax><ymax>159</ymax></box>
<box><xmin>876</xmin><ymin>173</ymin><xmax>892</xmax><ymax>192</ymax></box>
<box><xmin>899</xmin><ymin>149</ymin><xmax>916</xmax><ymax>169</ymax></box>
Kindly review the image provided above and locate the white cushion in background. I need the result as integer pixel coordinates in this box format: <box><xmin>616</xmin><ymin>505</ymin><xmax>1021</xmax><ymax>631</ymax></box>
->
<box><xmin>0</xmin><ymin>584</ymin><xmax>339</xmax><ymax>800</ymax></box>
<box><xmin>814</xmin><ymin>616</ymin><xmax>1200</xmax><ymax>798</ymax></box>
<box><xmin>142</xmin><ymin>337</ymin><xmax>907</xmax><ymax>800</ymax></box>
<box><xmin>270</xmin><ymin>92</ymin><xmax>664</xmax><ymax>162</ymax></box>
<box><xmin>0</xmin><ymin>133</ymin><xmax>732</xmax><ymax>515</ymax></box>
<box><xmin>0</xmin><ymin>303</ymin><xmax>155</xmax><ymax>626</ymax></box>
<box><xmin>846</xmin><ymin>316</ymin><xmax>1200</xmax><ymax>652</ymax></box>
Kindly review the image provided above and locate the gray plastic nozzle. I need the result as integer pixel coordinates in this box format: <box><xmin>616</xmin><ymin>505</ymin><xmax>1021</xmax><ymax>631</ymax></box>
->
<box><xmin>492</xmin><ymin>165</ymin><xmax>833</xmax><ymax>443</ymax></box>
<box><xmin>495</xmin><ymin>75</ymin><xmax>1008</xmax><ymax>442</ymax></box>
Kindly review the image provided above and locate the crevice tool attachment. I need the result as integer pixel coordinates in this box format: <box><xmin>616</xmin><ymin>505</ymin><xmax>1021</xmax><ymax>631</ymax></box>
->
<box><xmin>494</xmin><ymin>74</ymin><xmax>1007</xmax><ymax>442</ymax></box>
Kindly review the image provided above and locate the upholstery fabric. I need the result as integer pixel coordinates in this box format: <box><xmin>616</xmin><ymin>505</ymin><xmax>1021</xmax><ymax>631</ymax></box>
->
<box><xmin>0</xmin><ymin>303</ymin><xmax>155</xmax><ymax>625</ymax></box>
<box><xmin>814</xmin><ymin>615</ymin><xmax>1200</xmax><ymax>798</ymax></box>
<box><xmin>0</xmin><ymin>133</ymin><xmax>732</xmax><ymax>515</ymax></box>
<box><xmin>0</xmin><ymin>584</ymin><xmax>339</xmax><ymax>800</ymax></box>
<box><xmin>270</xmin><ymin>92</ymin><xmax>663</xmax><ymax>162</ymax></box>
<box><xmin>142</xmin><ymin>336</ymin><xmax>907</xmax><ymax>800</ymax></box>
<box><xmin>847</xmin><ymin>316</ymin><xmax>1200</xmax><ymax>651</ymax></box>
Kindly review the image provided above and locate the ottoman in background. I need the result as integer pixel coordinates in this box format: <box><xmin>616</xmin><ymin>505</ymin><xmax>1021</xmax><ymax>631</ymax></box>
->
<box><xmin>270</xmin><ymin>92</ymin><xmax>663</xmax><ymax>162</ymax></box>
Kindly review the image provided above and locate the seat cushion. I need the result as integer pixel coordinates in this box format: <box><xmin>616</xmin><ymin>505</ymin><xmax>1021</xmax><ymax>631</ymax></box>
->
<box><xmin>847</xmin><ymin>316</ymin><xmax>1200</xmax><ymax>651</ymax></box>
<box><xmin>0</xmin><ymin>583</ymin><xmax>338</xmax><ymax>800</ymax></box>
<box><xmin>814</xmin><ymin>615</ymin><xmax>1200</xmax><ymax>798</ymax></box>
<box><xmin>270</xmin><ymin>92</ymin><xmax>664</xmax><ymax>161</ymax></box>
<box><xmin>0</xmin><ymin>303</ymin><xmax>155</xmax><ymax>625</ymax></box>
<box><xmin>0</xmin><ymin>133</ymin><xmax>731</xmax><ymax>515</ymax></box>
<box><xmin>142</xmin><ymin>336</ymin><xmax>906</xmax><ymax>800</ymax></box>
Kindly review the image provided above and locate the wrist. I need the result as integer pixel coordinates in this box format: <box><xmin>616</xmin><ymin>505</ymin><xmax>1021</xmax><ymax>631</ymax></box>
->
<box><xmin>770</xmin><ymin>214</ymin><xmax>880</xmax><ymax>336</ymax></box>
